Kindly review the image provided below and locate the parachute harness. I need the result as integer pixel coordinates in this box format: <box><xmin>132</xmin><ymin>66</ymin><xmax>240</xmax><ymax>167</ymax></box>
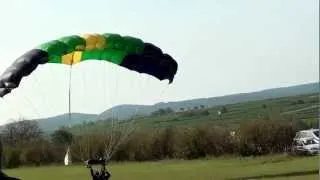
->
<box><xmin>85</xmin><ymin>158</ymin><xmax>111</xmax><ymax>180</ymax></box>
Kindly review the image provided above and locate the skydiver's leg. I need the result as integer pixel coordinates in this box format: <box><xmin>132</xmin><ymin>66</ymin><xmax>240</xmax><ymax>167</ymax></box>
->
<box><xmin>90</xmin><ymin>168</ymin><xmax>94</xmax><ymax>176</ymax></box>
<box><xmin>105</xmin><ymin>171</ymin><xmax>111</xmax><ymax>180</ymax></box>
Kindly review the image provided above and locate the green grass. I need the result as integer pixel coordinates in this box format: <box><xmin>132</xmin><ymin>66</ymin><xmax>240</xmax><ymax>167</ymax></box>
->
<box><xmin>4</xmin><ymin>155</ymin><xmax>318</xmax><ymax>180</ymax></box>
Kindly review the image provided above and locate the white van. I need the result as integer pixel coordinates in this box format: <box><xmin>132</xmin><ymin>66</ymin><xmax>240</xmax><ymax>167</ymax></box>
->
<box><xmin>292</xmin><ymin>129</ymin><xmax>319</xmax><ymax>155</ymax></box>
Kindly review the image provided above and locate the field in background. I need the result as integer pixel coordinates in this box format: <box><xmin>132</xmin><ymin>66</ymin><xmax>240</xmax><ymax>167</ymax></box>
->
<box><xmin>4</xmin><ymin>155</ymin><xmax>318</xmax><ymax>180</ymax></box>
<box><xmin>136</xmin><ymin>93</ymin><xmax>319</xmax><ymax>128</ymax></box>
<box><xmin>71</xmin><ymin>93</ymin><xmax>319</xmax><ymax>133</ymax></box>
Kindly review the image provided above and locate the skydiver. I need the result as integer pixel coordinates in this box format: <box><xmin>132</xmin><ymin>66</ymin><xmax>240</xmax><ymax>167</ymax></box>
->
<box><xmin>86</xmin><ymin>157</ymin><xmax>111</xmax><ymax>180</ymax></box>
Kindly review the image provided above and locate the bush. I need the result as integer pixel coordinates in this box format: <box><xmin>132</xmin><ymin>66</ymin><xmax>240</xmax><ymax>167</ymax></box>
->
<box><xmin>112</xmin><ymin>130</ymin><xmax>153</xmax><ymax>161</ymax></box>
<box><xmin>70</xmin><ymin>133</ymin><xmax>108</xmax><ymax>161</ymax></box>
<box><xmin>239</xmin><ymin>119</ymin><xmax>297</xmax><ymax>156</ymax></box>
<box><xmin>150</xmin><ymin>127</ymin><xmax>178</xmax><ymax>159</ymax></box>
<box><xmin>180</xmin><ymin>109</ymin><xmax>210</xmax><ymax>117</ymax></box>
<box><xmin>2</xmin><ymin>147</ymin><xmax>21</xmax><ymax>169</ymax></box>
<box><xmin>176</xmin><ymin>124</ymin><xmax>235</xmax><ymax>159</ymax></box>
<box><xmin>51</xmin><ymin>129</ymin><xmax>73</xmax><ymax>145</ymax></box>
<box><xmin>0</xmin><ymin>117</ymin><xmax>305</xmax><ymax>166</ymax></box>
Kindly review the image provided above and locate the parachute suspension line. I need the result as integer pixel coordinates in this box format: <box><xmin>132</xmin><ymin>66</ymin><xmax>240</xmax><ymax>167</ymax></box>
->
<box><xmin>114</xmin><ymin>81</ymin><xmax>169</xmax><ymax>157</ymax></box>
<box><xmin>103</xmin><ymin>62</ymin><xmax>107</xmax><ymax>115</ymax></box>
<box><xmin>0</xmin><ymin>75</ymin><xmax>40</xmax><ymax>121</ymax></box>
<box><xmin>0</xmin><ymin>97</ymin><xmax>24</xmax><ymax>122</ymax></box>
<box><xmin>17</xmin><ymin>91</ymin><xmax>42</xmax><ymax>120</ymax></box>
<box><xmin>130</xmin><ymin>76</ymin><xmax>170</xmax><ymax>125</ymax></box>
<box><xmin>30</xmin><ymin>74</ymin><xmax>53</xmax><ymax>118</ymax></box>
<box><xmin>81</xmin><ymin>64</ymin><xmax>89</xmax><ymax>161</ymax></box>
<box><xmin>19</xmin><ymin>72</ymin><xmax>55</xmax><ymax>120</ymax></box>
<box><xmin>121</xmin><ymin>79</ymin><xmax>170</xmax><ymax>142</ymax></box>
<box><xmin>106</xmin><ymin>74</ymin><xmax>138</xmax><ymax>159</ymax></box>
<box><xmin>103</xmin><ymin>63</ymin><xmax>111</xmax><ymax>159</ymax></box>
<box><xmin>106</xmin><ymin>76</ymin><xmax>171</xmax><ymax>160</ymax></box>
<box><xmin>116</xmin><ymin>75</ymin><xmax>147</xmax><ymax>143</ymax></box>
<box><xmin>101</xmin><ymin>62</ymin><xmax>109</xmax><ymax>159</ymax></box>
<box><xmin>9</xmin><ymin>79</ymin><xmax>42</xmax><ymax>120</ymax></box>
<box><xmin>64</xmin><ymin>64</ymin><xmax>73</xmax><ymax>166</ymax></box>
<box><xmin>68</xmin><ymin>65</ymin><xmax>72</xmax><ymax>127</ymax></box>
<box><xmin>111</xmin><ymin>77</ymin><xmax>153</xmax><ymax>155</ymax></box>
<box><xmin>47</xmin><ymin>63</ymin><xmax>56</xmax><ymax>116</ymax></box>
<box><xmin>104</xmin><ymin>65</ymin><xmax>116</xmax><ymax>159</ymax></box>
<box><xmin>77</xmin><ymin>64</ymin><xmax>93</xmax><ymax>161</ymax></box>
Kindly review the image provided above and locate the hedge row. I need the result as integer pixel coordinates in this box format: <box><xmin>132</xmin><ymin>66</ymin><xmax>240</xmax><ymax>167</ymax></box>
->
<box><xmin>2</xmin><ymin>119</ymin><xmax>303</xmax><ymax>168</ymax></box>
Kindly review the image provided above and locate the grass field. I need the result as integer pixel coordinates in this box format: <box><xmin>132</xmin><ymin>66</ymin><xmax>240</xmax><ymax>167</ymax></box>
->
<box><xmin>4</xmin><ymin>155</ymin><xmax>318</xmax><ymax>180</ymax></box>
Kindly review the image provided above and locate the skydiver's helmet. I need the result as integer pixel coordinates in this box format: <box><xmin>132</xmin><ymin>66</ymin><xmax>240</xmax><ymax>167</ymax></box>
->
<box><xmin>85</xmin><ymin>158</ymin><xmax>106</xmax><ymax>167</ymax></box>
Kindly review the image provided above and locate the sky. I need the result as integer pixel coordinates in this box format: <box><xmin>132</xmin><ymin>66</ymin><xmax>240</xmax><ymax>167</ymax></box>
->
<box><xmin>0</xmin><ymin>0</ymin><xmax>318</xmax><ymax>124</ymax></box>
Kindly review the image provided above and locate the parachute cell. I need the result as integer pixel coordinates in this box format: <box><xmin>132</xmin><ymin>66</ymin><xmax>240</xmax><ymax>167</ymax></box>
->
<box><xmin>0</xmin><ymin>33</ymin><xmax>178</xmax><ymax>97</ymax></box>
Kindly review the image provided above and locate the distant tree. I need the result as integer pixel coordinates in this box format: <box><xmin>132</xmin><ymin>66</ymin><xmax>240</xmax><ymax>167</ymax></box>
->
<box><xmin>151</xmin><ymin>109</ymin><xmax>163</xmax><ymax>116</ymax></box>
<box><xmin>291</xmin><ymin>101</ymin><xmax>297</xmax><ymax>105</ymax></box>
<box><xmin>193</xmin><ymin>106</ymin><xmax>199</xmax><ymax>110</ymax></box>
<box><xmin>221</xmin><ymin>106</ymin><xmax>228</xmax><ymax>114</ymax></box>
<box><xmin>262</xmin><ymin>104</ymin><xmax>267</xmax><ymax>108</ymax></box>
<box><xmin>179</xmin><ymin>108</ymin><xmax>185</xmax><ymax>111</ymax></box>
<box><xmin>1</xmin><ymin>119</ymin><xmax>43</xmax><ymax>146</ymax></box>
<box><xmin>130</xmin><ymin>114</ymin><xmax>145</xmax><ymax>119</ymax></box>
<box><xmin>151</xmin><ymin>108</ymin><xmax>174</xmax><ymax>116</ymax></box>
<box><xmin>165</xmin><ymin>108</ymin><xmax>174</xmax><ymax>113</ymax></box>
<box><xmin>201</xmin><ymin>110</ymin><xmax>210</xmax><ymax>116</ymax></box>
<box><xmin>297</xmin><ymin>99</ymin><xmax>305</xmax><ymax>104</ymax></box>
<box><xmin>51</xmin><ymin>129</ymin><xmax>73</xmax><ymax>145</ymax></box>
<box><xmin>200</xmin><ymin>105</ymin><xmax>205</xmax><ymax>109</ymax></box>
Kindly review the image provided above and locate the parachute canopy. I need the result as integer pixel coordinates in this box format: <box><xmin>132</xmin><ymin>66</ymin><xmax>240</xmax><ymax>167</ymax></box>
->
<box><xmin>0</xmin><ymin>33</ymin><xmax>178</xmax><ymax>97</ymax></box>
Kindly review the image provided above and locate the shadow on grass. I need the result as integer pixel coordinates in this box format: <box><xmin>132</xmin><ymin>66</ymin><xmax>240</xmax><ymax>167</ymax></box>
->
<box><xmin>227</xmin><ymin>169</ymin><xmax>318</xmax><ymax>180</ymax></box>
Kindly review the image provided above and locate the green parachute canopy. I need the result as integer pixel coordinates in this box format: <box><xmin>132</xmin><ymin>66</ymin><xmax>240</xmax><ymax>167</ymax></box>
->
<box><xmin>0</xmin><ymin>33</ymin><xmax>178</xmax><ymax>97</ymax></box>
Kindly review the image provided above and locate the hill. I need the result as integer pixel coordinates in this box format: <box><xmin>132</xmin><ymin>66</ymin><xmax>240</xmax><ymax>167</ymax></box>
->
<box><xmin>1</xmin><ymin>82</ymin><xmax>317</xmax><ymax>132</ymax></box>
<box><xmin>69</xmin><ymin>92</ymin><xmax>319</xmax><ymax>133</ymax></box>
<box><xmin>33</xmin><ymin>113</ymin><xmax>97</xmax><ymax>132</ymax></box>
<box><xmin>99</xmin><ymin>82</ymin><xmax>319</xmax><ymax>120</ymax></box>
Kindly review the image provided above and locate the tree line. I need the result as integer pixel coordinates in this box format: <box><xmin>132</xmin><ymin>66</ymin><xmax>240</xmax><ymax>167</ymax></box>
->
<box><xmin>0</xmin><ymin>117</ymin><xmax>312</xmax><ymax>169</ymax></box>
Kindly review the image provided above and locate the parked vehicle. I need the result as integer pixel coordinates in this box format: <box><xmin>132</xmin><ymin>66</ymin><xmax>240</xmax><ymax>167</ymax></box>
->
<box><xmin>292</xmin><ymin>129</ymin><xmax>319</xmax><ymax>155</ymax></box>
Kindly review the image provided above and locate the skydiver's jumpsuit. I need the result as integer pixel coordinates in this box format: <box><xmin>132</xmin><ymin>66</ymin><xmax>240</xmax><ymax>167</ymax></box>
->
<box><xmin>90</xmin><ymin>168</ymin><xmax>111</xmax><ymax>180</ymax></box>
